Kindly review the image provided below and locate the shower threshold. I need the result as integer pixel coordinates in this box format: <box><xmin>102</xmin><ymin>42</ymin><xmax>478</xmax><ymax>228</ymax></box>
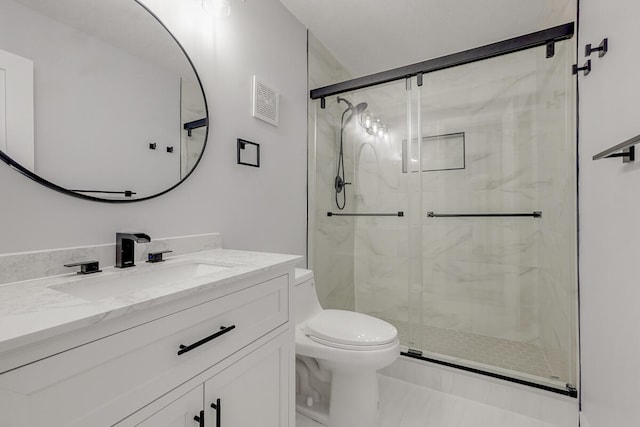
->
<box><xmin>380</xmin><ymin>318</ymin><xmax>575</xmax><ymax>396</ymax></box>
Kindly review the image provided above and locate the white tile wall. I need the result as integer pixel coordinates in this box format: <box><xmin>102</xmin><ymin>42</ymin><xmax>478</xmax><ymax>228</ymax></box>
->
<box><xmin>307</xmin><ymin>33</ymin><xmax>356</xmax><ymax>311</ymax></box>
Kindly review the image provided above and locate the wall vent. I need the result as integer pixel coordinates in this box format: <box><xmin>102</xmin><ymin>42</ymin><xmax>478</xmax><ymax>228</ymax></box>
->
<box><xmin>252</xmin><ymin>76</ymin><xmax>279</xmax><ymax>126</ymax></box>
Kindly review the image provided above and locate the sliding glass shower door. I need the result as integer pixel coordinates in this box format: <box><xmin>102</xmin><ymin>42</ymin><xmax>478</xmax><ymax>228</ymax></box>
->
<box><xmin>414</xmin><ymin>39</ymin><xmax>577</xmax><ymax>389</ymax></box>
<box><xmin>308</xmin><ymin>33</ymin><xmax>577</xmax><ymax>392</ymax></box>
<box><xmin>308</xmin><ymin>79</ymin><xmax>418</xmax><ymax>347</ymax></box>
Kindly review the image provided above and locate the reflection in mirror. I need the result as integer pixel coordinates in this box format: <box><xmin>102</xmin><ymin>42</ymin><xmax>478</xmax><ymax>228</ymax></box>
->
<box><xmin>0</xmin><ymin>0</ymin><xmax>207</xmax><ymax>201</ymax></box>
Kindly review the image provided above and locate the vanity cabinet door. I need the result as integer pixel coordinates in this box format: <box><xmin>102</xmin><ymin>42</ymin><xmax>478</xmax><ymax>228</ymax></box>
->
<box><xmin>136</xmin><ymin>385</ymin><xmax>203</xmax><ymax>427</ymax></box>
<box><xmin>203</xmin><ymin>331</ymin><xmax>291</xmax><ymax>427</ymax></box>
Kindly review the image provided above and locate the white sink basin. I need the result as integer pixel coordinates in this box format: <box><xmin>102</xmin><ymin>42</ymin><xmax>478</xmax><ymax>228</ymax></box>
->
<box><xmin>50</xmin><ymin>260</ymin><xmax>231</xmax><ymax>301</ymax></box>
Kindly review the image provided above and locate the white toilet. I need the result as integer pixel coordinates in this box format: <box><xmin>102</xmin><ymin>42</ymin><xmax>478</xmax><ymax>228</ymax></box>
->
<box><xmin>294</xmin><ymin>268</ymin><xmax>399</xmax><ymax>427</ymax></box>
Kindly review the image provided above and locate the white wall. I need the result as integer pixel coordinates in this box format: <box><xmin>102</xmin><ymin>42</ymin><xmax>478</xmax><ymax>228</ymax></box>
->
<box><xmin>579</xmin><ymin>1</ymin><xmax>640</xmax><ymax>426</ymax></box>
<box><xmin>0</xmin><ymin>0</ymin><xmax>307</xmax><ymax>264</ymax></box>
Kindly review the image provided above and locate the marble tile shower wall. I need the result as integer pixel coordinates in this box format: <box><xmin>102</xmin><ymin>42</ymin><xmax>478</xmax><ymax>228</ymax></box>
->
<box><xmin>351</xmin><ymin>44</ymin><xmax>576</xmax><ymax>382</ymax></box>
<box><xmin>354</xmin><ymin>90</ymin><xmax>415</xmax><ymax>326</ymax></box>
<box><xmin>308</xmin><ymin>34</ymin><xmax>356</xmax><ymax>310</ymax></box>
<box><xmin>351</xmin><ymin>81</ymin><xmax>412</xmax><ymax>325</ymax></box>
<box><xmin>418</xmin><ymin>53</ymin><xmax>543</xmax><ymax>344</ymax></box>
<box><xmin>312</xmin><ymin>121</ymin><xmax>356</xmax><ymax>310</ymax></box>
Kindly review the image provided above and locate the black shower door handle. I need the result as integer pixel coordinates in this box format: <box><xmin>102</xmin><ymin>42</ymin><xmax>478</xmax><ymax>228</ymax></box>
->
<box><xmin>177</xmin><ymin>325</ymin><xmax>236</xmax><ymax>355</ymax></box>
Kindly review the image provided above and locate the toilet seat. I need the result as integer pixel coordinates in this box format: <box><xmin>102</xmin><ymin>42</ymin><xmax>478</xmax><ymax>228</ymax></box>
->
<box><xmin>306</xmin><ymin>334</ymin><xmax>398</xmax><ymax>351</ymax></box>
<box><xmin>305</xmin><ymin>309</ymin><xmax>398</xmax><ymax>350</ymax></box>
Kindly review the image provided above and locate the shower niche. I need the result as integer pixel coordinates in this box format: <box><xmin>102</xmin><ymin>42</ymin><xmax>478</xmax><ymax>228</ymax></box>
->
<box><xmin>401</xmin><ymin>132</ymin><xmax>465</xmax><ymax>173</ymax></box>
<box><xmin>308</xmin><ymin>26</ymin><xmax>578</xmax><ymax>394</ymax></box>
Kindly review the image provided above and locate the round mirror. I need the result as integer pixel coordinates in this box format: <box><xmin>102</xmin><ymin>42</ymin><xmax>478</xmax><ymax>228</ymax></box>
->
<box><xmin>0</xmin><ymin>0</ymin><xmax>208</xmax><ymax>202</ymax></box>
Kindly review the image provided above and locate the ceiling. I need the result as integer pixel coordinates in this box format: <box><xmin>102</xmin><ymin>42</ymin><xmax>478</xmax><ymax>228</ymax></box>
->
<box><xmin>280</xmin><ymin>0</ymin><xmax>575</xmax><ymax>79</ymax></box>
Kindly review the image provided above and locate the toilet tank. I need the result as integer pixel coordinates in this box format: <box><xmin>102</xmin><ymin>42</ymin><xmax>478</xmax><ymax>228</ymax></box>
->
<box><xmin>294</xmin><ymin>268</ymin><xmax>323</xmax><ymax>324</ymax></box>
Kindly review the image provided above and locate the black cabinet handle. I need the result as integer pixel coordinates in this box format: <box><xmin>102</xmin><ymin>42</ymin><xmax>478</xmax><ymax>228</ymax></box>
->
<box><xmin>211</xmin><ymin>398</ymin><xmax>221</xmax><ymax>426</ymax></box>
<box><xmin>193</xmin><ymin>410</ymin><xmax>204</xmax><ymax>427</ymax></box>
<box><xmin>177</xmin><ymin>325</ymin><xmax>236</xmax><ymax>356</ymax></box>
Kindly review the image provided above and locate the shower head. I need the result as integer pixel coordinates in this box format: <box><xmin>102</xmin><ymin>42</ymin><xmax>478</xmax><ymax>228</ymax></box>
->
<box><xmin>354</xmin><ymin>102</ymin><xmax>368</xmax><ymax>114</ymax></box>
<box><xmin>337</xmin><ymin>97</ymin><xmax>368</xmax><ymax>126</ymax></box>
<box><xmin>337</xmin><ymin>97</ymin><xmax>368</xmax><ymax>113</ymax></box>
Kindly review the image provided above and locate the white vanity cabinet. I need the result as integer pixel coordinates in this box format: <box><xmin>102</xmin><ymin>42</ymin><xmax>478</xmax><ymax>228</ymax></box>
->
<box><xmin>120</xmin><ymin>330</ymin><xmax>289</xmax><ymax>427</ymax></box>
<box><xmin>0</xmin><ymin>267</ymin><xmax>295</xmax><ymax>427</ymax></box>
<box><xmin>133</xmin><ymin>386</ymin><xmax>203</xmax><ymax>427</ymax></box>
<box><xmin>202</xmin><ymin>332</ymin><xmax>288</xmax><ymax>427</ymax></box>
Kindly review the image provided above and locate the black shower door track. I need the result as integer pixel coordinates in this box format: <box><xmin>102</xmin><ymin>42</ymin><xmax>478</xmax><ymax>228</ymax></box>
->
<box><xmin>401</xmin><ymin>352</ymin><xmax>577</xmax><ymax>397</ymax></box>
<box><xmin>310</xmin><ymin>22</ymin><xmax>574</xmax><ymax>101</ymax></box>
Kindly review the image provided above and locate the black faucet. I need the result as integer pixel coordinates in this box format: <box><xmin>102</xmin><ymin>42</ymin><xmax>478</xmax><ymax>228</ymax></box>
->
<box><xmin>115</xmin><ymin>232</ymin><xmax>151</xmax><ymax>268</ymax></box>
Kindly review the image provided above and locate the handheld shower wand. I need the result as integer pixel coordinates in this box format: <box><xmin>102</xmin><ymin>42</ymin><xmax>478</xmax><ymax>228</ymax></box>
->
<box><xmin>335</xmin><ymin>97</ymin><xmax>368</xmax><ymax>210</ymax></box>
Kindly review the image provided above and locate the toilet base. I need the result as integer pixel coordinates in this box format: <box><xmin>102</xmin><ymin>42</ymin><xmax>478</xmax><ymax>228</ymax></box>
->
<box><xmin>325</xmin><ymin>364</ymin><xmax>380</xmax><ymax>427</ymax></box>
<box><xmin>296</xmin><ymin>393</ymin><xmax>330</xmax><ymax>425</ymax></box>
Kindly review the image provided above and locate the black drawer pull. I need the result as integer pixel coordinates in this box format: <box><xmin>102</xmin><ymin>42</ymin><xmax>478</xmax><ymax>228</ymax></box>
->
<box><xmin>211</xmin><ymin>398</ymin><xmax>221</xmax><ymax>426</ymax></box>
<box><xmin>178</xmin><ymin>325</ymin><xmax>236</xmax><ymax>356</ymax></box>
<box><xmin>193</xmin><ymin>410</ymin><xmax>204</xmax><ymax>427</ymax></box>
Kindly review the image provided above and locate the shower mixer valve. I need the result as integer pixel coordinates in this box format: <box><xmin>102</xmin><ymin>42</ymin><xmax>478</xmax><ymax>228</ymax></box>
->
<box><xmin>334</xmin><ymin>176</ymin><xmax>351</xmax><ymax>193</ymax></box>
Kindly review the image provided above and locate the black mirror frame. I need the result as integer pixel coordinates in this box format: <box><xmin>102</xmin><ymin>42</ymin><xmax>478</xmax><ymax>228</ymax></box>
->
<box><xmin>0</xmin><ymin>0</ymin><xmax>209</xmax><ymax>203</ymax></box>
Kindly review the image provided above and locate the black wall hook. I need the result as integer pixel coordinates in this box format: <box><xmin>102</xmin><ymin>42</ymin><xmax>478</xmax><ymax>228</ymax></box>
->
<box><xmin>585</xmin><ymin>38</ymin><xmax>608</xmax><ymax>58</ymax></box>
<box><xmin>572</xmin><ymin>59</ymin><xmax>591</xmax><ymax>76</ymax></box>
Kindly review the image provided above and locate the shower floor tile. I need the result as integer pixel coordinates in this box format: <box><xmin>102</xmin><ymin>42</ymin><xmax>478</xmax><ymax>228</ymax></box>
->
<box><xmin>381</xmin><ymin>318</ymin><xmax>561</xmax><ymax>382</ymax></box>
<box><xmin>296</xmin><ymin>376</ymin><xmax>562</xmax><ymax>427</ymax></box>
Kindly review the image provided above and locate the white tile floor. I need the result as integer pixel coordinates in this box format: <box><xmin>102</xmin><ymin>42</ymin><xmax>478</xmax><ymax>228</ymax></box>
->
<box><xmin>296</xmin><ymin>375</ymin><xmax>562</xmax><ymax>427</ymax></box>
<box><xmin>297</xmin><ymin>414</ymin><xmax>324</xmax><ymax>427</ymax></box>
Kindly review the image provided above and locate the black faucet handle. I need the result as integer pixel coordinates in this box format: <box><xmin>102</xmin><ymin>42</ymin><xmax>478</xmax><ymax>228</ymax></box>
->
<box><xmin>147</xmin><ymin>250</ymin><xmax>173</xmax><ymax>263</ymax></box>
<box><xmin>64</xmin><ymin>261</ymin><xmax>102</xmax><ymax>275</ymax></box>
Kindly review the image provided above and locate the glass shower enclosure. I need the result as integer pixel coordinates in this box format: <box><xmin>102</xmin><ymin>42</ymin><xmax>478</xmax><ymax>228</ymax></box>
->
<box><xmin>308</xmin><ymin>26</ymin><xmax>578</xmax><ymax>392</ymax></box>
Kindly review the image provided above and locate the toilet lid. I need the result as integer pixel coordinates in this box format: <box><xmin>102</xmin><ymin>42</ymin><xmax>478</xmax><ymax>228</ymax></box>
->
<box><xmin>305</xmin><ymin>309</ymin><xmax>397</xmax><ymax>346</ymax></box>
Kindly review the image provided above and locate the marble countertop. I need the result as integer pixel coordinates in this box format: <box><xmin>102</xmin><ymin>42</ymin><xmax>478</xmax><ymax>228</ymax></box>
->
<box><xmin>0</xmin><ymin>249</ymin><xmax>301</xmax><ymax>355</ymax></box>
